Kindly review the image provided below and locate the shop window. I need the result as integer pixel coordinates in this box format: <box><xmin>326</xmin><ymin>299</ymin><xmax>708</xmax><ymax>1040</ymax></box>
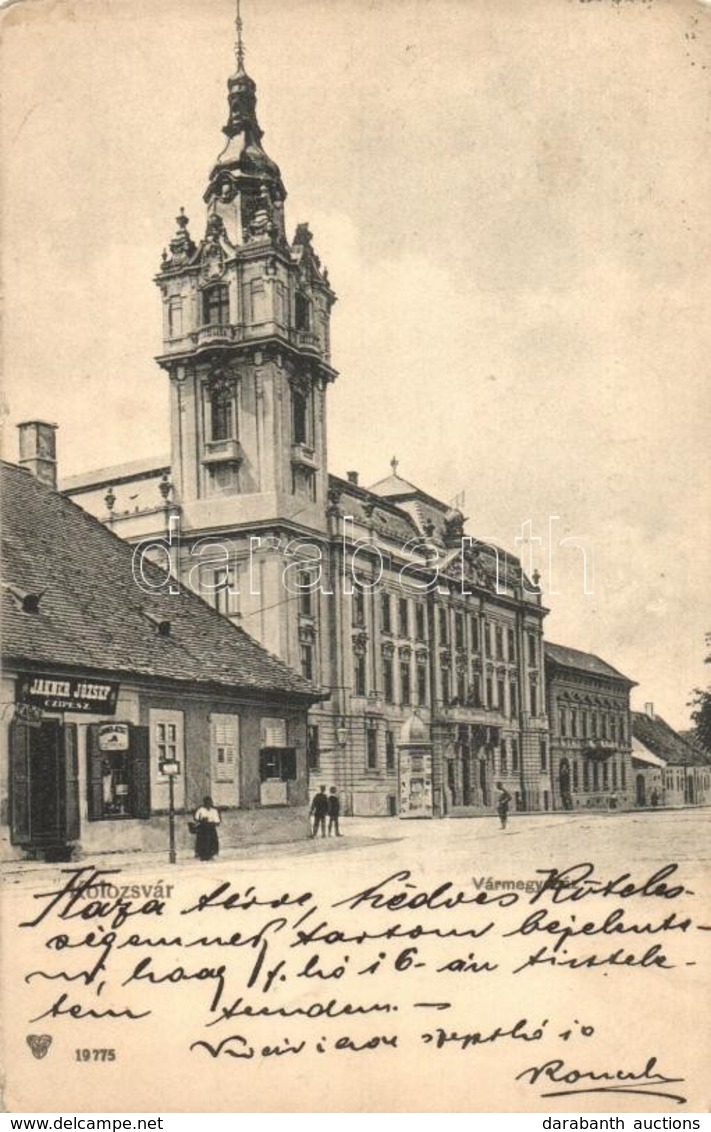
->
<box><xmin>87</xmin><ymin>723</ymin><xmax>150</xmax><ymax>821</ymax></box>
<box><xmin>203</xmin><ymin>284</ymin><xmax>229</xmax><ymax>326</ymax></box>
<box><xmin>259</xmin><ymin>748</ymin><xmax>297</xmax><ymax>781</ymax></box>
<box><xmin>307</xmin><ymin>725</ymin><xmax>320</xmax><ymax>772</ymax></box>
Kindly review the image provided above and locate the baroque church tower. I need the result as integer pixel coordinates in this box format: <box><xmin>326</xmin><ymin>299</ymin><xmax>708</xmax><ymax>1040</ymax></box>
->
<box><xmin>155</xmin><ymin>10</ymin><xmax>336</xmax><ymax>540</ymax></box>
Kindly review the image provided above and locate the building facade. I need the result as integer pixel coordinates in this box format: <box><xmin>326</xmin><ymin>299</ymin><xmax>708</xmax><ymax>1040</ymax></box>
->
<box><xmin>61</xmin><ymin>31</ymin><xmax>553</xmax><ymax>818</ymax></box>
<box><xmin>544</xmin><ymin>642</ymin><xmax>636</xmax><ymax>811</ymax></box>
<box><xmin>632</xmin><ymin>707</ymin><xmax>711</xmax><ymax>808</ymax></box>
<box><xmin>1</xmin><ymin>456</ymin><xmax>320</xmax><ymax>862</ymax></box>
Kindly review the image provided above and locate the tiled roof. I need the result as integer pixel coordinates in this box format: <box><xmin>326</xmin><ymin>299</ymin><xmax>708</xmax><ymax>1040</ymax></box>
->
<box><xmin>545</xmin><ymin>641</ymin><xmax>635</xmax><ymax>685</ymax></box>
<box><xmin>1</xmin><ymin>461</ymin><xmax>319</xmax><ymax>700</ymax></box>
<box><xmin>631</xmin><ymin>711</ymin><xmax>709</xmax><ymax>767</ymax></box>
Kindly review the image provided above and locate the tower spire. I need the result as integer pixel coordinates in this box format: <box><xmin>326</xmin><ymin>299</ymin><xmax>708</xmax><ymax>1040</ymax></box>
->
<box><xmin>234</xmin><ymin>0</ymin><xmax>246</xmax><ymax>76</ymax></box>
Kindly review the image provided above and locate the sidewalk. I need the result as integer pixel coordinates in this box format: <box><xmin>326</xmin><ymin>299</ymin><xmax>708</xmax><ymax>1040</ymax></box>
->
<box><xmin>0</xmin><ymin>818</ymin><xmax>403</xmax><ymax>886</ymax></box>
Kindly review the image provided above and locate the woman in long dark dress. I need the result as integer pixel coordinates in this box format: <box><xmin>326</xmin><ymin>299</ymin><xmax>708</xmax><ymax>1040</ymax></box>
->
<box><xmin>194</xmin><ymin>795</ymin><xmax>220</xmax><ymax>860</ymax></box>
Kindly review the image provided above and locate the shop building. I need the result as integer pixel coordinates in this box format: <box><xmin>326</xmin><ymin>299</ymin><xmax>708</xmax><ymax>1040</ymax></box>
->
<box><xmin>1</xmin><ymin>451</ymin><xmax>321</xmax><ymax>862</ymax></box>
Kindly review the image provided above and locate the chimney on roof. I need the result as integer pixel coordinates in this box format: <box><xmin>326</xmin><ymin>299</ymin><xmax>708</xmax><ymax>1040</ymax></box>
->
<box><xmin>645</xmin><ymin>702</ymin><xmax>655</xmax><ymax>720</ymax></box>
<box><xmin>17</xmin><ymin>421</ymin><xmax>58</xmax><ymax>489</ymax></box>
<box><xmin>347</xmin><ymin>470</ymin><xmax>359</xmax><ymax>486</ymax></box>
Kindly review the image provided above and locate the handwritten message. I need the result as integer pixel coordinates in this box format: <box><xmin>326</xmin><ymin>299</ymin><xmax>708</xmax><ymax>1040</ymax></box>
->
<box><xmin>10</xmin><ymin>858</ymin><xmax>708</xmax><ymax>1110</ymax></box>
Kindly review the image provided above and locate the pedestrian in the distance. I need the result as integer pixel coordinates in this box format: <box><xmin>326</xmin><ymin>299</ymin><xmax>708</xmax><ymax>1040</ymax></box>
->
<box><xmin>495</xmin><ymin>781</ymin><xmax>512</xmax><ymax>830</ymax></box>
<box><xmin>194</xmin><ymin>795</ymin><xmax>221</xmax><ymax>860</ymax></box>
<box><xmin>310</xmin><ymin>785</ymin><xmax>329</xmax><ymax>838</ymax></box>
<box><xmin>327</xmin><ymin>786</ymin><xmax>341</xmax><ymax>836</ymax></box>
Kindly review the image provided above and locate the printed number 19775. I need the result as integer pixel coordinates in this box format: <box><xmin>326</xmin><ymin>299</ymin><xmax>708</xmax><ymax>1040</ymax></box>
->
<box><xmin>75</xmin><ymin>1049</ymin><xmax>116</xmax><ymax>1062</ymax></box>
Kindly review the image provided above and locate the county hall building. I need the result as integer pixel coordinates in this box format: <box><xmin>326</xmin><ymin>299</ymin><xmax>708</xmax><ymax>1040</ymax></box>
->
<box><xmin>58</xmin><ymin>22</ymin><xmax>555</xmax><ymax>820</ymax></box>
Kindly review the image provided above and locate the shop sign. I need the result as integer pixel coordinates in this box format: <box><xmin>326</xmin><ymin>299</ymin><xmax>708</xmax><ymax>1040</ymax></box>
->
<box><xmin>98</xmin><ymin>723</ymin><xmax>130</xmax><ymax>751</ymax></box>
<box><xmin>13</xmin><ymin>703</ymin><xmax>44</xmax><ymax>728</ymax></box>
<box><xmin>18</xmin><ymin>673</ymin><xmax>119</xmax><ymax>715</ymax></box>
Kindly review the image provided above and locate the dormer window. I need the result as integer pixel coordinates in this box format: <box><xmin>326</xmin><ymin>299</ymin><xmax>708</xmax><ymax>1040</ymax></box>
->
<box><xmin>203</xmin><ymin>284</ymin><xmax>229</xmax><ymax>326</ymax></box>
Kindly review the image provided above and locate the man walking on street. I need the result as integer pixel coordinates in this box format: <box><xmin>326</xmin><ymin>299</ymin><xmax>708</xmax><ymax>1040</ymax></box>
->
<box><xmin>327</xmin><ymin>786</ymin><xmax>341</xmax><ymax>836</ymax></box>
<box><xmin>310</xmin><ymin>784</ymin><xmax>329</xmax><ymax>838</ymax></box>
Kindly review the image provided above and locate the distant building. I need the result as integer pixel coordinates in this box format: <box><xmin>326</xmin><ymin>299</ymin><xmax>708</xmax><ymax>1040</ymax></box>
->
<box><xmin>544</xmin><ymin>643</ymin><xmax>636</xmax><ymax>811</ymax></box>
<box><xmin>1</xmin><ymin>448</ymin><xmax>320</xmax><ymax>863</ymax></box>
<box><xmin>632</xmin><ymin>706</ymin><xmax>711</xmax><ymax>808</ymax></box>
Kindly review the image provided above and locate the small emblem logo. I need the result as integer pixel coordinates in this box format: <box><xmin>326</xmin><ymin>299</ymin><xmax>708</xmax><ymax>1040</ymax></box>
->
<box><xmin>26</xmin><ymin>1034</ymin><xmax>52</xmax><ymax>1059</ymax></box>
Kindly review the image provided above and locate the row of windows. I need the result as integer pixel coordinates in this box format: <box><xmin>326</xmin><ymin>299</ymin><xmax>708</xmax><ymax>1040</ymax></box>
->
<box><xmin>558</xmin><ymin>703</ymin><xmax>628</xmax><ymax>743</ymax></box>
<box><xmin>168</xmin><ymin>284</ymin><xmax>318</xmax><ymax>336</ymax></box>
<box><xmin>565</xmin><ymin>756</ymin><xmax>628</xmax><ymax>793</ymax></box>
<box><xmin>362</xmin><ymin>592</ymin><xmax>540</xmax><ymax>665</ymax></box>
<box><xmin>205</xmin><ymin>384</ymin><xmax>313</xmax><ymax>446</ymax></box>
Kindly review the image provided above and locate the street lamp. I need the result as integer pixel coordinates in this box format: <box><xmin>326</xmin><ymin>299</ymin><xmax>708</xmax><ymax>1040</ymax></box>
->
<box><xmin>160</xmin><ymin>758</ymin><xmax>181</xmax><ymax>864</ymax></box>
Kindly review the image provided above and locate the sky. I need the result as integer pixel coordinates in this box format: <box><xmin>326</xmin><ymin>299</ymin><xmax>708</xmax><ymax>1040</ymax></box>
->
<box><xmin>2</xmin><ymin>0</ymin><xmax>710</xmax><ymax>727</ymax></box>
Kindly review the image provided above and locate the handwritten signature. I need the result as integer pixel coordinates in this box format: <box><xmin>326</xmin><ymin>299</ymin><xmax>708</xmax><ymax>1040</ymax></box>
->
<box><xmin>516</xmin><ymin>1055</ymin><xmax>687</xmax><ymax>1105</ymax></box>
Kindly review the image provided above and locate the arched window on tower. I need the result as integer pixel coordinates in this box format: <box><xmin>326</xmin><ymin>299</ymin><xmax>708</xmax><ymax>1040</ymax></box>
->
<box><xmin>203</xmin><ymin>284</ymin><xmax>229</xmax><ymax>326</ymax></box>
<box><xmin>210</xmin><ymin>384</ymin><xmax>235</xmax><ymax>442</ymax></box>
<box><xmin>295</xmin><ymin>292</ymin><xmax>311</xmax><ymax>332</ymax></box>
<box><xmin>292</xmin><ymin>389</ymin><xmax>309</xmax><ymax>446</ymax></box>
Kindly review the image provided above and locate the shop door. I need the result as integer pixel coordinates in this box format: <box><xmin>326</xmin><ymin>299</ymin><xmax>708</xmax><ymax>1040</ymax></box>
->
<box><xmin>10</xmin><ymin>720</ymin><xmax>79</xmax><ymax>847</ymax></box>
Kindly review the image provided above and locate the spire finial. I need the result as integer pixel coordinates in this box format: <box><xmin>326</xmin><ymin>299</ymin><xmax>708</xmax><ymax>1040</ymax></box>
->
<box><xmin>235</xmin><ymin>0</ymin><xmax>246</xmax><ymax>75</ymax></box>
<box><xmin>391</xmin><ymin>456</ymin><xmax>399</xmax><ymax>475</ymax></box>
